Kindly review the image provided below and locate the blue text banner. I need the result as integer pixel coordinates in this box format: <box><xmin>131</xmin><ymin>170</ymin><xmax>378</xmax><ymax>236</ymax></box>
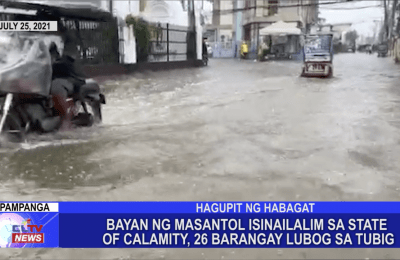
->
<box><xmin>2</xmin><ymin>202</ymin><xmax>400</xmax><ymax>248</ymax></box>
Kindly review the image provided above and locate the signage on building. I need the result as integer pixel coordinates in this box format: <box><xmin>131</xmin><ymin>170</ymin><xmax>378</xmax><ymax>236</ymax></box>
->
<box><xmin>61</xmin><ymin>19</ymin><xmax>99</xmax><ymax>30</ymax></box>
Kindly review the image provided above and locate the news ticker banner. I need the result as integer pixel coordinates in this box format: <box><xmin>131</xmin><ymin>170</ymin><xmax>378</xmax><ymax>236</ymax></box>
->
<box><xmin>3</xmin><ymin>202</ymin><xmax>400</xmax><ymax>248</ymax></box>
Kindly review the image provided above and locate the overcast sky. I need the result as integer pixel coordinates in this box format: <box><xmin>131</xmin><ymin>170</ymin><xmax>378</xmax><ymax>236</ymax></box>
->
<box><xmin>319</xmin><ymin>0</ymin><xmax>384</xmax><ymax>36</ymax></box>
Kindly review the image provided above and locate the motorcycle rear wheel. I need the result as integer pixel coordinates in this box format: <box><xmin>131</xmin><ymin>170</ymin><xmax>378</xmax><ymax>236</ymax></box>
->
<box><xmin>326</xmin><ymin>67</ymin><xmax>333</xmax><ymax>78</ymax></box>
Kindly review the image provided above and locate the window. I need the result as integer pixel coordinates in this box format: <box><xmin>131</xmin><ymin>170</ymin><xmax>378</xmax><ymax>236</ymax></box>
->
<box><xmin>268</xmin><ymin>0</ymin><xmax>278</xmax><ymax>16</ymax></box>
<box><xmin>244</xmin><ymin>25</ymin><xmax>251</xmax><ymax>41</ymax></box>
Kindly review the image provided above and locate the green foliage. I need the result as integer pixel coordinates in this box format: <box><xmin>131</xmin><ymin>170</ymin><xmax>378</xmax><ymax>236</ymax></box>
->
<box><xmin>126</xmin><ymin>15</ymin><xmax>153</xmax><ymax>62</ymax></box>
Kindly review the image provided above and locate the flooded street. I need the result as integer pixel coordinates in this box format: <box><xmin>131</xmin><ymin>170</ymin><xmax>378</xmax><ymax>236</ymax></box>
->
<box><xmin>2</xmin><ymin>53</ymin><xmax>400</xmax><ymax>258</ymax></box>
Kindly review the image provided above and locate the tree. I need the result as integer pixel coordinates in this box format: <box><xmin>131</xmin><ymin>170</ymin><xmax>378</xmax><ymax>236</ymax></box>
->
<box><xmin>344</xmin><ymin>30</ymin><xmax>358</xmax><ymax>45</ymax></box>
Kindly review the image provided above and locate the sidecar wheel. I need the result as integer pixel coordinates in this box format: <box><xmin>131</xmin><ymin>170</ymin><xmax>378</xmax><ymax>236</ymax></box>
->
<box><xmin>326</xmin><ymin>67</ymin><xmax>333</xmax><ymax>78</ymax></box>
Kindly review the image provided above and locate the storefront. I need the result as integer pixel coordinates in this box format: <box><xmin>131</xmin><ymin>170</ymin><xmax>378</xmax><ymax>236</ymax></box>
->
<box><xmin>259</xmin><ymin>21</ymin><xmax>302</xmax><ymax>59</ymax></box>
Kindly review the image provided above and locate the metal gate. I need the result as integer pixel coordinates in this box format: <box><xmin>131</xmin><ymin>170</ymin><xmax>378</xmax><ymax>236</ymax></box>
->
<box><xmin>208</xmin><ymin>40</ymin><xmax>235</xmax><ymax>58</ymax></box>
<box><xmin>0</xmin><ymin>7</ymin><xmax>119</xmax><ymax>65</ymax></box>
<box><xmin>60</xmin><ymin>18</ymin><xmax>119</xmax><ymax>64</ymax></box>
<box><xmin>147</xmin><ymin>22</ymin><xmax>189</xmax><ymax>63</ymax></box>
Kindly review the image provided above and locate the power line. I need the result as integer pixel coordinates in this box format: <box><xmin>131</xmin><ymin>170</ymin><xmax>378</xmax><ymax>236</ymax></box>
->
<box><xmin>212</xmin><ymin>0</ymin><xmax>365</xmax><ymax>14</ymax></box>
<box><xmin>320</xmin><ymin>5</ymin><xmax>382</xmax><ymax>9</ymax></box>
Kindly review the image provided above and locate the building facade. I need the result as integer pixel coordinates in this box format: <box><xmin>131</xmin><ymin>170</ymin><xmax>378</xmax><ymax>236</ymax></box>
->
<box><xmin>206</xmin><ymin>0</ymin><xmax>318</xmax><ymax>58</ymax></box>
<box><xmin>204</xmin><ymin>0</ymin><xmax>240</xmax><ymax>58</ymax></box>
<box><xmin>242</xmin><ymin>0</ymin><xmax>318</xmax><ymax>54</ymax></box>
<box><xmin>206</xmin><ymin>0</ymin><xmax>234</xmax><ymax>42</ymax></box>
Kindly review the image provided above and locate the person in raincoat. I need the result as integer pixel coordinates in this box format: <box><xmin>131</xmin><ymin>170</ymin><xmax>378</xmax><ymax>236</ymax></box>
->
<box><xmin>240</xmin><ymin>41</ymin><xmax>248</xmax><ymax>59</ymax></box>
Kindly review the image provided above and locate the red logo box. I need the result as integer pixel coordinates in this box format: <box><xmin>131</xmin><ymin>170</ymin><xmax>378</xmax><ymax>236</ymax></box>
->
<box><xmin>12</xmin><ymin>233</ymin><xmax>44</xmax><ymax>243</ymax></box>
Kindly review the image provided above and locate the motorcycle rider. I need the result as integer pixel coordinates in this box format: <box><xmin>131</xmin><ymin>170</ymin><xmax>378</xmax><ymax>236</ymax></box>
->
<box><xmin>202</xmin><ymin>38</ymin><xmax>208</xmax><ymax>62</ymax></box>
<box><xmin>48</xmin><ymin>42</ymin><xmax>86</xmax><ymax>130</ymax></box>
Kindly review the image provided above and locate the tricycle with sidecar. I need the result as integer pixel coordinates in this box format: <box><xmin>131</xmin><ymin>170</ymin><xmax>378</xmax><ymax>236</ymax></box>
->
<box><xmin>377</xmin><ymin>42</ymin><xmax>388</xmax><ymax>57</ymax></box>
<box><xmin>301</xmin><ymin>33</ymin><xmax>333</xmax><ymax>78</ymax></box>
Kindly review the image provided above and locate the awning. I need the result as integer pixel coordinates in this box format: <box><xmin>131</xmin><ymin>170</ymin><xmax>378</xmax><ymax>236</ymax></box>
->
<box><xmin>259</xmin><ymin>21</ymin><xmax>302</xmax><ymax>36</ymax></box>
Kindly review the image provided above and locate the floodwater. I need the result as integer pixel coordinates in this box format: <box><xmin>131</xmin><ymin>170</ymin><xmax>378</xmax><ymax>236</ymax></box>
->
<box><xmin>2</xmin><ymin>53</ymin><xmax>400</xmax><ymax>259</ymax></box>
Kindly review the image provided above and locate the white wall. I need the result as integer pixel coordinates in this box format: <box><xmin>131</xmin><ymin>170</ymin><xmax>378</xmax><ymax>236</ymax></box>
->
<box><xmin>121</xmin><ymin>25</ymin><xmax>136</xmax><ymax>64</ymax></box>
<box><xmin>195</xmin><ymin>4</ymin><xmax>202</xmax><ymax>60</ymax></box>
<box><xmin>112</xmin><ymin>0</ymin><xmax>140</xmax><ymax>19</ymax></box>
<box><xmin>112</xmin><ymin>1</ymin><xmax>139</xmax><ymax>64</ymax></box>
<box><xmin>141</xmin><ymin>0</ymin><xmax>188</xmax><ymax>27</ymax></box>
<box><xmin>220</xmin><ymin>1</ymin><xmax>233</xmax><ymax>25</ymax></box>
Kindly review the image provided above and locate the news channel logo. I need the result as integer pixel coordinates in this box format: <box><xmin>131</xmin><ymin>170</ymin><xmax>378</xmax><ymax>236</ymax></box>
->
<box><xmin>0</xmin><ymin>213</ymin><xmax>43</xmax><ymax>248</ymax></box>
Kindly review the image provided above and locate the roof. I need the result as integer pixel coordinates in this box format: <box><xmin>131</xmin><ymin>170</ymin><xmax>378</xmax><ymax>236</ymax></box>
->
<box><xmin>259</xmin><ymin>21</ymin><xmax>302</xmax><ymax>36</ymax></box>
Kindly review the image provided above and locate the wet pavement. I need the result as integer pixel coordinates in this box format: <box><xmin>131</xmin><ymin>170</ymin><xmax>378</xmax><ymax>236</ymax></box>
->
<box><xmin>2</xmin><ymin>53</ymin><xmax>400</xmax><ymax>258</ymax></box>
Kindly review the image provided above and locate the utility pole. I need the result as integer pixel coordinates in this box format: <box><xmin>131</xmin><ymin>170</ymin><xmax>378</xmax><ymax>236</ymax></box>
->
<box><xmin>390</xmin><ymin>0</ymin><xmax>398</xmax><ymax>39</ymax></box>
<box><xmin>187</xmin><ymin>0</ymin><xmax>197</xmax><ymax>64</ymax></box>
<box><xmin>384</xmin><ymin>0</ymin><xmax>388</xmax><ymax>40</ymax></box>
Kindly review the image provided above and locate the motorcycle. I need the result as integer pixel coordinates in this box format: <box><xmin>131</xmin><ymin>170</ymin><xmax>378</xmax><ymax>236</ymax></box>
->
<box><xmin>0</xmin><ymin>32</ymin><xmax>105</xmax><ymax>143</ymax></box>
